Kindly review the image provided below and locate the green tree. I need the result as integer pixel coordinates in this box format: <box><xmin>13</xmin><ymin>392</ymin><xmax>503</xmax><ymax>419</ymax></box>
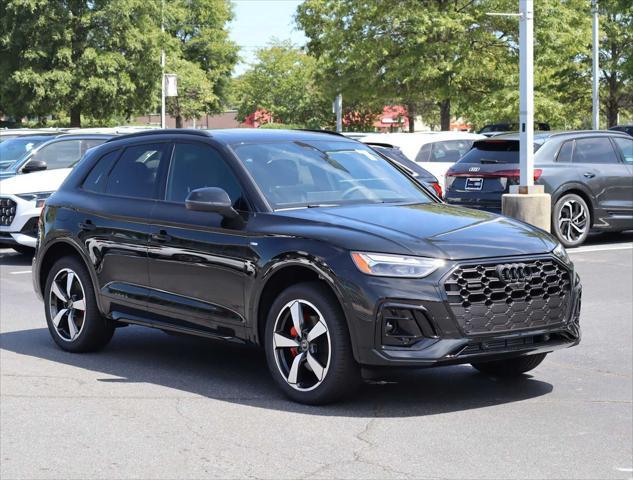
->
<box><xmin>297</xmin><ymin>0</ymin><xmax>598</xmax><ymax>131</ymax></box>
<box><xmin>233</xmin><ymin>40</ymin><xmax>331</xmax><ymax>128</ymax></box>
<box><xmin>164</xmin><ymin>0</ymin><xmax>238</xmax><ymax>127</ymax></box>
<box><xmin>0</xmin><ymin>0</ymin><xmax>163</xmax><ymax>126</ymax></box>
<box><xmin>600</xmin><ymin>0</ymin><xmax>633</xmax><ymax>127</ymax></box>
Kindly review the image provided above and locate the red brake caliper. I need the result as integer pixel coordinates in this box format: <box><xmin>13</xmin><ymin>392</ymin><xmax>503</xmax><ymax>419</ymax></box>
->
<box><xmin>290</xmin><ymin>326</ymin><xmax>298</xmax><ymax>357</ymax></box>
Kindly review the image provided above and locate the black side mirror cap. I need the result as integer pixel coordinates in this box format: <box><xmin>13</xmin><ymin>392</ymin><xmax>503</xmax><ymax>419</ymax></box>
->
<box><xmin>22</xmin><ymin>158</ymin><xmax>47</xmax><ymax>173</ymax></box>
<box><xmin>185</xmin><ymin>187</ymin><xmax>240</xmax><ymax>219</ymax></box>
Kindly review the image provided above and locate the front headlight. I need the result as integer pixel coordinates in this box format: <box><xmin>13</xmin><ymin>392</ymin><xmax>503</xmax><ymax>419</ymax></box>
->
<box><xmin>351</xmin><ymin>252</ymin><xmax>445</xmax><ymax>278</ymax></box>
<box><xmin>16</xmin><ymin>191</ymin><xmax>52</xmax><ymax>208</ymax></box>
<box><xmin>552</xmin><ymin>243</ymin><xmax>572</xmax><ymax>266</ymax></box>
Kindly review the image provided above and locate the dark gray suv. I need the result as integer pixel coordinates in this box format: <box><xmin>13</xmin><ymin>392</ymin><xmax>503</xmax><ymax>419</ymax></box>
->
<box><xmin>444</xmin><ymin>131</ymin><xmax>633</xmax><ymax>247</ymax></box>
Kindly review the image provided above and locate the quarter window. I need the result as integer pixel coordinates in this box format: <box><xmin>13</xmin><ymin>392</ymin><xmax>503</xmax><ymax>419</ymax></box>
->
<box><xmin>572</xmin><ymin>137</ymin><xmax>620</xmax><ymax>164</ymax></box>
<box><xmin>105</xmin><ymin>143</ymin><xmax>167</xmax><ymax>199</ymax></box>
<box><xmin>415</xmin><ymin>143</ymin><xmax>432</xmax><ymax>162</ymax></box>
<box><xmin>165</xmin><ymin>142</ymin><xmax>245</xmax><ymax>208</ymax></box>
<box><xmin>556</xmin><ymin>140</ymin><xmax>574</xmax><ymax>162</ymax></box>
<box><xmin>612</xmin><ymin>137</ymin><xmax>633</xmax><ymax>164</ymax></box>
<box><xmin>82</xmin><ymin>150</ymin><xmax>120</xmax><ymax>193</ymax></box>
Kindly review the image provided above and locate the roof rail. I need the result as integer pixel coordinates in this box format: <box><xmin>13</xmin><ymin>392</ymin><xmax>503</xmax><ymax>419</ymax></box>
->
<box><xmin>294</xmin><ymin>128</ymin><xmax>348</xmax><ymax>138</ymax></box>
<box><xmin>105</xmin><ymin>128</ymin><xmax>210</xmax><ymax>142</ymax></box>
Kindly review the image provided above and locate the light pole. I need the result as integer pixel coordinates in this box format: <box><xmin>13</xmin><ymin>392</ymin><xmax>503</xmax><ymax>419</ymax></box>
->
<box><xmin>490</xmin><ymin>1</ymin><xmax>551</xmax><ymax>231</ymax></box>
<box><xmin>518</xmin><ymin>0</ymin><xmax>534</xmax><ymax>188</ymax></box>
<box><xmin>592</xmin><ymin>0</ymin><xmax>599</xmax><ymax>130</ymax></box>
<box><xmin>160</xmin><ymin>0</ymin><xmax>166</xmax><ymax>129</ymax></box>
<box><xmin>334</xmin><ymin>94</ymin><xmax>343</xmax><ymax>132</ymax></box>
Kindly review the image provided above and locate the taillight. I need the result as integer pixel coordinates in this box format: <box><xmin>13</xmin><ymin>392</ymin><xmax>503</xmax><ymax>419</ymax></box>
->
<box><xmin>431</xmin><ymin>182</ymin><xmax>443</xmax><ymax>198</ymax></box>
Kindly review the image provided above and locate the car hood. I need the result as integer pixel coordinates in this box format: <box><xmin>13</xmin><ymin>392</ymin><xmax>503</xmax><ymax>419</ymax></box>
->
<box><xmin>0</xmin><ymin>168</ymin><xmax>72</xmax><ymax>195</ymax></box>
<box><xmin>273</xmin><ymin>203</ymin><xmax>557</xmax><ymax>260</ymax></box>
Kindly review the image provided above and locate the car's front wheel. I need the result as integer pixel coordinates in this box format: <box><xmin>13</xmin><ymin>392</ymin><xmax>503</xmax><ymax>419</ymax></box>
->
<box><xmin>44</xmin><ymin>256</ymin><xmax>114</xmax><ymax>352</ymax></box>
<box><xmin>552</xmin><ymin>193</ymin><xmax>590</xmax><ymax>247</ymax></box>
<box><xmin>264</xmin><ymin>282</ymin><xmax>360</xmax><ymax>404</ymax></box>
<box><xmin>471</xmin><ymin>353</ymin><xmax>547</xmax><ymax>377</ymax></box>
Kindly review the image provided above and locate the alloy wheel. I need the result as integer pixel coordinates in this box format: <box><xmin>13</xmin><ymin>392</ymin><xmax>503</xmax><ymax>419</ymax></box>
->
<box><xmin>48</xmin><ymin>268</ymin><xmax>86</xmax><ymax>342</ymax></box>
<box><xmin>272</xmin><ymin>299</ymin><xmax>331</xmax><ymax>392</ymax></box>
<box><xmin>558</xmin><ymin>199</ymin><xmax>588</xmax><ymax>243</ymax></box>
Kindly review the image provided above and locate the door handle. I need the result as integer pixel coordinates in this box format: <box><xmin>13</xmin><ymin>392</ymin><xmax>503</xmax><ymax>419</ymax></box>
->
<box><xmin>151</xmin><ymin>230</ymin><xmax>172</xmax><ymax>242</ymax></box>
<box><xmin>79</xmin><ymin>220</ymin><xmax>96</xmax><ymax>231</ymax></box>
<box><xmin>583</xmin><ymin>172</ymin><xmax>596</xmax><ymax>178</ymax></box>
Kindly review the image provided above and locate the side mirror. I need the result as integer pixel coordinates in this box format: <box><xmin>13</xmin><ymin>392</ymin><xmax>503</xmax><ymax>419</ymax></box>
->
<box><xmin>185</xmin><ymin>187</ymin><xmax>239</xmax><ymax>219</ymax></box>
<box><xmin>22</xmin><ymin>158</ymin><xmax>47</xmax><ymax>173</ymax></box>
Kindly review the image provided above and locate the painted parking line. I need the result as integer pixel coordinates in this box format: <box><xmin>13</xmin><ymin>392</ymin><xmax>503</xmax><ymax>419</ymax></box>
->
<box><xmin>8</xmin><ymin>270</ymin><xmax>32</xmax><ymax>275</ymax></box>
<box><xmin>569</xmin><ymin>243</ymin><xmax>633</xmax><ymax>254</ymax></box>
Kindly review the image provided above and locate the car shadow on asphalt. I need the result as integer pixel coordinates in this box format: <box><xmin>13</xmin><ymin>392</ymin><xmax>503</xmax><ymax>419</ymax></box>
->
<box><xmin>0</xmin><ymin>249</ymin><xmax>32</xmax><ymax>266</ymax></box>
<box><xmin>0</xmin><ymin>326</ymin><xmax>554</xmax><ymax>417</ymax></box>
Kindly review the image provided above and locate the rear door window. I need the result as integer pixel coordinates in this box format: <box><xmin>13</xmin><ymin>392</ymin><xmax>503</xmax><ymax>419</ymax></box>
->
<box><xmin>104</xmin><ymin>143</ymin><xmax>169</xmax><ymax>199</ymax></box>
<box><xmin>572</xmin><ymin>137</ymin><xmax>620</xmax><ymax>164</ymax></box>
<box><xmin>415</xmin><ymin>143</ymin><xmax>432</xmax><ymax>162</ymax></box>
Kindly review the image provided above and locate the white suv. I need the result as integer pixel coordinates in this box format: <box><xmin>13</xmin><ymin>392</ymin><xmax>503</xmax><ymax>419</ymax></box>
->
<box><xmin>0</xmin><ymin>168</ymin><xmax>71</xmax><ymax>253</ymax></box>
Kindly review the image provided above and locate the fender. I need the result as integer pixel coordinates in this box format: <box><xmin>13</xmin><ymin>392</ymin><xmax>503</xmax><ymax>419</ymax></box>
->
<box><xmin>249</xmin><ymin>252</ymin><xmax>363</xmax><ymax>360</ymax></box>
<box><xmin>35</xmin><ymin>236</ymin><xmax>108</xmax><ymax>315</ymax></box>
<box><xmin>550</xmin><ymin>181</ymin><xmax>596</xmax><ymax>209</ymax></box>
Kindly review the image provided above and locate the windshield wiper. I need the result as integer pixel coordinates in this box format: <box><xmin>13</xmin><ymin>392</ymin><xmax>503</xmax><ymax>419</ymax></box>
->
<box><xmin>306</xmin><ymin>203</ymin><xmax>339</xmax><ymax>208</ymax></box>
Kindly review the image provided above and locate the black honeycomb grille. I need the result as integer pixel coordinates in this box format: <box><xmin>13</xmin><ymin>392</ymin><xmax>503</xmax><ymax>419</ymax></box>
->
<box><xmin>444</xmin><ymin>258</ymin><xmax>572</xmax><ymax>335</ymax></box>
<box><xmin>0</xmin><ymin>198</ymin><xmax>16</xmax><ymax>226</ymax></box>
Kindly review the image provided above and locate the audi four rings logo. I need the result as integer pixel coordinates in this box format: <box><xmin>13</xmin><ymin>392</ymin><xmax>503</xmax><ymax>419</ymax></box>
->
<box><xmin>496</xmin><ymin>263</ymin><xmax>533</xmax><ymax>285</ymax></box>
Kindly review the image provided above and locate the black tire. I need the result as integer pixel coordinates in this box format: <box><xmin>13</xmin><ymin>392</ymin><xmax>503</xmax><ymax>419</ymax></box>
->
<box><xmin>552</xmin><ymin>193</ymin><xmax>590</xmax><ymax>248</ymax></box>
<box><xmin>471</xmin><ymin>353</ymin><xmax>547</xmax><ymax>377</ymax></box>
<box><xmin>44</xmin><ymin>255</ymin><xmax>114</xmax><ymax>352</ymax></box>
<box><xmin>12</xmin><ymin>245</ymin><xmax>34</xmax><ymax>256</ymax></box>
<box><xmin>264</xmin><ymin>281</ymin><xmax>360</xmax><ymax>404</ymax></box>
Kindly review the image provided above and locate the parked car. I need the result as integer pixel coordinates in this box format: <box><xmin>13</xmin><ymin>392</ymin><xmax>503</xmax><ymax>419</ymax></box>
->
<box><xmin>0</xmin><ymin>134</ymin><xmax>112</xmax><ymax>180</ymax></box>
<box><xmin>360</xmin><ymin>132</ymin><xmax>485</xmax><ymax>191</ymax></box>
<box><xmin>33</xmin><ymin>129</ymin><xmax>581</xmax><ymax>404</ymax></box>
<box><xmin>444</xmin><ymin>131</ymin><xmax>633</xmax><ymax>247</ymax></box>
<box><xmin>366</xmin><ymin>142</ymin><xmax>443</xmax><ymax>197</ymax></box>
<box><xmin>0</xmin><ymin>128</ymin><xmax>65</xmax><ymax>143</ymax></box>
<box><xmin>0</xmin><ymin>167</ymin><xmax>73</xmax><ymax>253</ymax></box>
<box><xmin>0</xmin><ymin>134</ymin><xmax>58</xmax><ymax>170</ymax></box>
<box><xmin>478</xmin><ymin>122</ymin><xmax>550</xmax><ymax>136</ymax></box>
<box><xmin>609</xmin><ymin>124</ymin><xmax>633</xmax><ymax>137</ymax></box>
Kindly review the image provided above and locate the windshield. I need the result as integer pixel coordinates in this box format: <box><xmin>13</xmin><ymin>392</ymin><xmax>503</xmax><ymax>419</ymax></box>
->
<box><xmin>232</xmin><ymin>140</ymin><xmax>432</xmax><ymax>209</ymax></box>
<box><xmin>0</xmin><ymin>137</ymin><xmax>48</xmax><ymax>170</ymax></box>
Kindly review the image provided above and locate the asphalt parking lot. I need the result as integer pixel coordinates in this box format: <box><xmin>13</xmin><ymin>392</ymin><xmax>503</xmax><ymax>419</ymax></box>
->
<box><xmin>1</xmin><ymin>233</ymin><xmax>632</xmax><ymax>480</ymax></box>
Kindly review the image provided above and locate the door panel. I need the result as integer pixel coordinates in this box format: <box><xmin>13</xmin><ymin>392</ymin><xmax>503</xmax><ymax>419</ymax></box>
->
<box><xmin>147</xmin><ymin>142</ymin><xmax>256</xmax><ymax>336</ymax></box>
<box><xmin>572</xmin><ymin>137</ymin><xmax>630</xmax><ymax>208</ymax></box>
<box><xmin>77</xmin><ymin>143</ymin><xmax>170</xmax><ymax>315</ymax></box>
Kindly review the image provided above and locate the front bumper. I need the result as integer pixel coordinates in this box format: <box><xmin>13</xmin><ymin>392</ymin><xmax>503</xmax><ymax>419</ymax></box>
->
<box><xmin>0</xmin><ymin>194</ymin><xmax>41</xmax><ymax>248</ymax></box>
<box><xmin>346</xmin><ymin>254</ymin><xmax>581</xmax><ymax>368</ymax></box>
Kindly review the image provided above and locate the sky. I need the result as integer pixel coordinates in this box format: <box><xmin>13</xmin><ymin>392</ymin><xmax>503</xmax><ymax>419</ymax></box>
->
<box><xmin>229</xmin><ymin>0</ymin><xmax>307</xmax><ymax>76</ymax></box>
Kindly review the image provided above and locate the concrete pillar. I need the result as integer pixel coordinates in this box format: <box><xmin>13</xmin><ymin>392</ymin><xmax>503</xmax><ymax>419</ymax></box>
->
<box><xmin>502</xmin><ymin>185</ymin><xmax>551</xmax><ymax>232</ymax></box>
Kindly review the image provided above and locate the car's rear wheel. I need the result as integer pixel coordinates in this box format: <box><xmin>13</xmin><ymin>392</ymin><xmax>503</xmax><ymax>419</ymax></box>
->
<box><xmin>471</xmin><ymin>353</ymin><xmax>547</xmax><ymax>377</ymax></box>
<box><xmin>552</xmin><ymin>193</ymin><xmax>590</xmax><ymax>247</ymax></box>
<box><xmin>264</xmin><ymin>282</ymin><xmax>360</xmax><ymax>404</ymax></box>
<box><xmin>44</xmin><ymin>256</ymin><xmax>114</xmax><ymax>352</ymax></box>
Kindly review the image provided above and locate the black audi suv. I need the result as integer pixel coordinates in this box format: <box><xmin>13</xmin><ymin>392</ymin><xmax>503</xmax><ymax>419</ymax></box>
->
<box><xmin>445</xmin><ymin>131</ymin><xmax>633</xmax><ymax>247</ymax></box>
<box><xmin>33</xmin><ymin>129</ymin><xmax>582</xmax><ymax>404</ymax></box>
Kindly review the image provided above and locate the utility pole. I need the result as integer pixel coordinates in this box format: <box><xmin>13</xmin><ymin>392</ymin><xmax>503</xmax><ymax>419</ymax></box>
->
<box><xmin>519</xmin><ymin>0</ymin><xmax>534</xmax><ymax>188</ymax></box>
<box><xmin>335</xmin><ymin>94</ymin><xmax>342</xmax><ymax>132</ymax></box>
<box><xmin>160</xmin><ymin>0</ymin><xmax>166</xmax><ymax>129</ymax></box>
<box><xmin>592</xmin><ymin>0</ymin><xmax>600</xmax><ymax>130</ymax></box>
